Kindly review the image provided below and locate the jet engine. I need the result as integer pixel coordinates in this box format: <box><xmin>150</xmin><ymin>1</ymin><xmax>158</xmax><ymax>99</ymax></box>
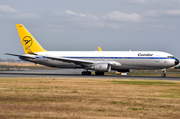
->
<box><xmin>94</xmin><ymin>63</ymin><xmax>111</xmax><ymax>72</ymax></box>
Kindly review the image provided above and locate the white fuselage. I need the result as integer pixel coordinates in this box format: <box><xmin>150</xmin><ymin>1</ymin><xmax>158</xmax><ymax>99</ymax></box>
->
<box><xmin>20</xmin><ymin>51</ymin><xmax>177</xmax><ymax>71</ymax></box>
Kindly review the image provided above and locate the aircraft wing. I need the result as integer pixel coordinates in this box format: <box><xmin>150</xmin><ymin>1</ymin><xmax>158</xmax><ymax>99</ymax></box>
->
<box><xmin>5</xmin><ymin>53</ymin><xmax>95</xmax><ymax>66</ymax></box>
<box><xmin>42</xmin><ymin>55</ymin><xmax>95</xmax><ymax>66</ymax></box>
<box><xmin>41</xmin><ymin>55</ymin><xmax>122</xmax><ymax>67</ymax></box>
<box><xmin>5</xmin><ymin>53</ymin><xmax>122</xmax><ymax>68</ymax></box>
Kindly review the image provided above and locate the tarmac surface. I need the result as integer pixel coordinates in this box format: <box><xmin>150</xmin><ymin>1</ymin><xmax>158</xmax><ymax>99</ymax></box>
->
<box><xmin>0</xmin><ymin>69</ymin><xmax>180</xmax><ymax>81</ymax></box>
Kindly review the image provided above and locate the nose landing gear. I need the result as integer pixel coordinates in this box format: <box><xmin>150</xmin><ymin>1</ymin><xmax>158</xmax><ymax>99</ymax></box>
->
<box><xmin>161</xmin><ymin>68</ymin><xmax>166</xmax><ymax>77</ymax></box>
<box><xmin>161</xmin><ymin>73</ymin><xmax>166</xmax><ymax>77</ymax></box>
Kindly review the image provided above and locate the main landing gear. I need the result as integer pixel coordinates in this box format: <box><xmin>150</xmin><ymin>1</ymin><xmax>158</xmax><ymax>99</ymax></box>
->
<box><xmin>161</xmin><ymin>68</ymin><xmax>166</xmax><ymax>77</ymax></box>
<box><xmin>82</xmin><ymin>71</ymin><xmax>91</xmax><ymax>75</ymax></box>
<box><xmin>81</xmin><ymin>71</ymin><xmax>105</xmax><ymax>75</ymax></box>
<box><xmin>95</xmin><ymin>72</ymin><xmax>104</xmax><ymax>75</ymax></box>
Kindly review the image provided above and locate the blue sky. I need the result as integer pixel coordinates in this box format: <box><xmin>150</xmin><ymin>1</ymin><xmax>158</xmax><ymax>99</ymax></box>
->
<box><xmin>0</xmin><ymin>0</ymin><xmax>180</xmax><ymax>59</ymax></box>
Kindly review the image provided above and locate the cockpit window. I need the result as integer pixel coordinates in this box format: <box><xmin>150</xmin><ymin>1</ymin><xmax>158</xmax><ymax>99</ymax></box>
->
<box><xmin>167</xmin><ymin>56</ymin><xmax>175</xmax><ymax>59</ymax></box>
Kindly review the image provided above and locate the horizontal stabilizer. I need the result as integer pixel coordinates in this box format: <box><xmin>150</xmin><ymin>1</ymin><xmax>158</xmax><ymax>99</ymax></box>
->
<box><xmin>5</xmin><ymin>53</ymin><xmax>37</xmax><ymax>59</ymax></box>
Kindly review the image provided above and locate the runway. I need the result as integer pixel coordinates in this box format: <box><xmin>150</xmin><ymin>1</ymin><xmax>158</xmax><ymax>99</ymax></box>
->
<box><xmin>0</xmin><ymin>69</ymin><xmax>180</xmax><ymax>81</ymax></box>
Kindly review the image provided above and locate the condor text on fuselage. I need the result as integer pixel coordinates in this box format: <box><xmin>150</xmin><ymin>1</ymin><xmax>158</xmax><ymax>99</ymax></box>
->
<box><xmin>138</xmin><ymin>53</ymin><xmax>153</xmax><ymax>57</ymax></box>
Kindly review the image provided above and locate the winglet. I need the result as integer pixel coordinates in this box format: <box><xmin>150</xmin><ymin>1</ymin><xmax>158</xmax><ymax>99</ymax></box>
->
<box><xmin>98</xmin><ymin>47</ymin><xmax>102</xmax><ymax>51</ymax></box>
<box><xmin>16</xmin><ymin>24</ymin><xmax>46</xmax><ymax>54</ymax></box>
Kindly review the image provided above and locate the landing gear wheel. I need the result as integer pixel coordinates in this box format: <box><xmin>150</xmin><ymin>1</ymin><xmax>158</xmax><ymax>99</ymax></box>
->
<box><xmin>87</xmin><ymin>71</ymin><xmax>91</xmax><ymax>75</ymax></box>
<box><xmin>82</xmin><ymin>71</ymin><xmax>85</xmax><ymax>75</ymax></box>
<box><xmin>95</xmin><ymin>72</ymin><xmax>104</xmax><ymax>75</ymax></box>
<box><xmin>161</xmin><ymin>73</ymin><xmax>166</xmax><ymax>77</ymax></box>
<box><xmin>161</xmin><ymin>68</ymin><xmax>167</xmax><ymax>77</ymax></box>
<box><xmin>82</xmin><ymin>71</ymin><xmax>91</xmax><ymax>75</ymax></box>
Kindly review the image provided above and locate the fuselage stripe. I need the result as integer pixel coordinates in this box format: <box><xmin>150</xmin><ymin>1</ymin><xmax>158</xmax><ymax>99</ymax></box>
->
<box><xmin>65</xmin><ymin>57</ymin><xmax>170</xmax><ymax>59</ymax></box>
<box><xmin>32</xmin><ymin>56</ymin><xmax>175</xmax><ymax>60</ymax></box>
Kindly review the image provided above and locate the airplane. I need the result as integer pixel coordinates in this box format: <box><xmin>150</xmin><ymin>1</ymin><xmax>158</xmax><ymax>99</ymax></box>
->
<box><xmin>98</xmin><ymin>47</ymin><xmax>102</xmax><ymax>51</ymax></box>
<box><xmin>5</xmin><ymin>24</ymin><xmax>179</xmax><ymax>77</ymax></box>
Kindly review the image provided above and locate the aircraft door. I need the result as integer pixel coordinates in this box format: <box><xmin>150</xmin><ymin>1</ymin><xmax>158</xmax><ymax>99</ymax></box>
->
<box><xmin>155</xmin><ymin>55</ymin><xmax>160</xmax><ymax>62</ymax></box>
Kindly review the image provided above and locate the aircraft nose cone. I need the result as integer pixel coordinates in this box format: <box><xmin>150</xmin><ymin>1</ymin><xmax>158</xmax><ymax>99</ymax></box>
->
<box><xmin>175</xmin><ymin>59</ymin><xmax>179</xmax><ymax>65</ymax></box>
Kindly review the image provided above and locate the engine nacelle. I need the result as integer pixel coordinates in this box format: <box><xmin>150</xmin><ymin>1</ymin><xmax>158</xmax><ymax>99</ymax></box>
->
<box><xmin>94</xmin><ymin>63</ymin><xmax>111</xmax><ymax>72</ymax></box>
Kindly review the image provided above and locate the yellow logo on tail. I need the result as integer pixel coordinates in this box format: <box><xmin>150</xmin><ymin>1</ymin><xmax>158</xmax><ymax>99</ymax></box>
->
<box><xmin>23</xmin><ymin>36</ymin><xmax>33</xmax><ymax>47</ymax></box>
<box><xmin>16</xmin><ymin>24</ymin><xmax>46</xmax><ymax>54</ymax></box>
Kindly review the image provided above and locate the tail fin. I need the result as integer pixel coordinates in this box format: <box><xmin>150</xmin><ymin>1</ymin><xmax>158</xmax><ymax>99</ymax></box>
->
<box><xmin>16</xmin><ymin>24</ymin><xmax>46</xmax><ymax>54</ymax></box>
<box><xmin>98</xmin><ymin>47</ymin><xmax>102</xmax><ymax>51</ymax></box>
